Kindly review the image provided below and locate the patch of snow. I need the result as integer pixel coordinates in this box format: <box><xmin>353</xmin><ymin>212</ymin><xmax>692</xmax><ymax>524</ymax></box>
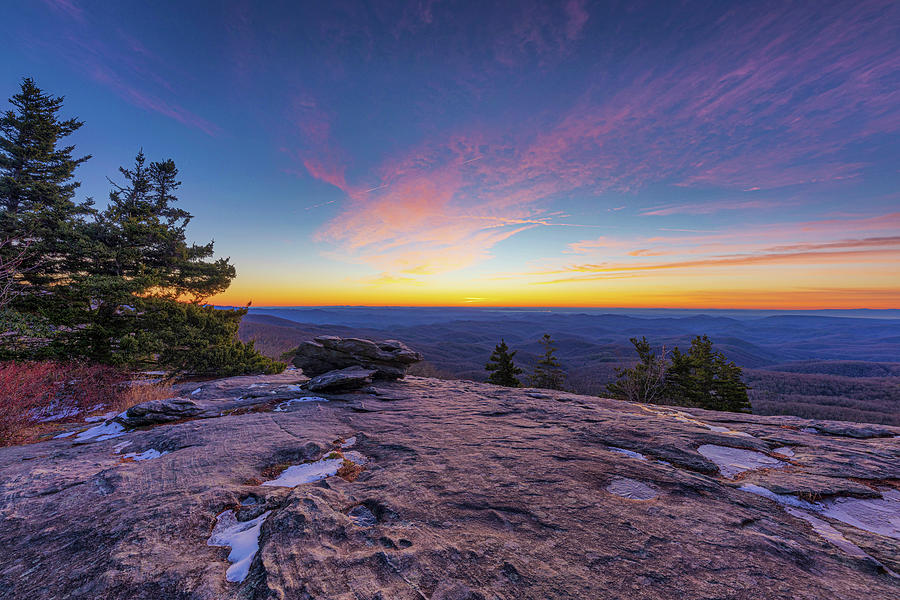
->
<box><xmin>123</xmin><ymin>449</ymin><xmax>168</xmax><ymax>461</ymax></box>
<box><xmin>272</xmin><ymin>397</ymin><xmax>328</xmax><ymax>412</ymax></box>
<box><xmin>75</xmin><ymin>419</ymin><xmax>125</xmax><ymax>442</ymax></box>
<box><xmin>261</xmin><ymin>457</ymin><xmax>344</xmax><ymax>487</ymax></box>
<box><xmin>706</xmin><ymin>424</ymin><xmax>756</xmax><ymax>438</ymax></box>
<box><xmin>739</xmin><ymin>484</ymin><xmax>820</xmax><ymax>511</ymax></box>
<box><xmin>85</xmin><ymin>411</ymin><xmax>117</xmax><ymax>423</ymax></box>
<box><xmin>34</xmin><ymin>405</ymin><xmax>80</xmax><ymax>422</ymax></box>
<box><xmin>697</xmin><ymin>444</ymin><xmax>783</xmax><ymax>479</ymax></box>
<box><xmin>53</xmin><ymin>430</ymin><xmax>76</xmax><ymax>439</ymax></box>
<box><xmin>819</xmin><ymin>489</ymin><xmax>900</xmax><ymax>540</ymax></box>
<box><xmin>740</xmin><ymin>483</ymin><xmax>900</xmax><ymax>572</ymax></box>
<box><xmin>191</xmin><ymin>387</ymin><xmax>203</xmax><ymax>395</ymax></box>
<box><xmin>608</xmin><ymin>446</ymin><xmax>647</xmax><ymax>461</ymax></box>
<box><xmin>773</xmin><ymin>446</ymin><xmax>794</xmax><ymax>457</ymax></box>
<box><xmin>785</xmin><ymin>507</ymin><xmax>898</xmax><ymax>577</ymax></box>
<box><xmin>112</xmin><ymin>441</ymin><xmax>133</xmax><ymax>453</ymax></box>
<box><xmin>800</xmin><ymin>427</ymin><xmax>818</xmax><ymax>434</ymax></box>
<box><xmin>207</xmin><ymin>509</ymin><xmax>271</xmax><ymax>583</ymax></box>
<box><xmin>283</xmin><ymin>384</ymin><xmax>303</xmax><ymax>392</ymax></box>
<box><xmin>341</xmin><ymin>436</ymin><xmax>357</xmax><ymax>448</ymax></box>
<box><xmin>342</xmin><ymin>450</ymin><xmax>367</xmax><ymax>465</ymax></box>
<box><xmin>607</xmin><ymin>477</ymin><xmax>658</xmax><ymax>500</ymax></box>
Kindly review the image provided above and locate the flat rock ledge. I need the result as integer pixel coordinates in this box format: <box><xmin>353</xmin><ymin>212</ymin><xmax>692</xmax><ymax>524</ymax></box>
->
<box><xmin>1</xmin><ymin>373</ymin><xmax>898</xmax><ymax>600</ymax></box>
<box><xmin>306</xmin><ymin>366</ymin><xmax>378</xmax><ymax>391</ymax></box>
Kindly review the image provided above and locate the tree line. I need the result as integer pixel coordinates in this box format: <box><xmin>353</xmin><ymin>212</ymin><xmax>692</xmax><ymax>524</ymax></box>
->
<box><xmin>485</xmin><ymin>333</ymin><xmax>751</xmax><ymax>413</ymax></box>
<box><xmin>0</xmin><ymin>78</ymin><xmax>281</xmax><ymax>375</ymax></box>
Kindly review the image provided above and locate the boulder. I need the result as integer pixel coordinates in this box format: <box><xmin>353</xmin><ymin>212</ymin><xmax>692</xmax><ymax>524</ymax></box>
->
<box><xmin>291</xmin><ymin>336</ymin><xmax>422</xmax><ymax>379</ymax></box>
<box><xmin>305</xmin><ymin>366</ymin><xmax>377</xmax><ymax>391</ymax></box>
<box><xmin>115</xmin><ymin>397</ymin><xmax>203</xmax><ymax>428</ymax></box>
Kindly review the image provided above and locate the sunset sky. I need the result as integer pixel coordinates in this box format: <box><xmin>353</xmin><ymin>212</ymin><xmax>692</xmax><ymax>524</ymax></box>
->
<box><xmin>5</xmin><ymin>0</ymin><xmax>899</xmax><ymax>308</ymax></box>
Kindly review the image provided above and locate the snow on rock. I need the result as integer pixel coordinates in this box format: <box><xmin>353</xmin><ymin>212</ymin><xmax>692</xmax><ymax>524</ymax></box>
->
<box><xmin>34</xmin><ymin>405</ymin><xmax>80</xmax><ymax>422</ymax></box>
<box><xmin>53</xmin><ymin>430</ymin><xmax>76</xmax><ymax>439</ymax></box>
<box><xmin>341</xmin><ymin>436</ymin><xmax>357</xmax><ymax>448</ymax></box>
<box><xmin>785</xmin><ymin>507</ymin><xmax>898</xmax><ymax>577</ymax></box>
<box><xmin>123</xmin><ymin>449</ymin><xmax>168</xmax><ymax>461</ymax></box>
<box><xmin>606</xmin><ymin>477</ymin><xmax>658</xmax><ymax>500</ymax></box>
<box><xmin>773</xmin><ymin>446</ymin><xmax>795</xmax><ymax>457</ymax></box>
<box><xmin>697</xmin><ymin>444</ymin><xmax>783</xmax><ymax>479</ymax></box>
<box><xmin>608</xmin><ymin>446</ymin><xmax>647</xmax><ymax>461</ymax></box>
<box><xmin>706</xmin><ymin>425</ymin><xmax>755</xmax><ymax>438</ymax></box>
<box><xmin>261</xmin><ymin>457</ymin><xmax>344</xmax><ymax>487</ymax></box>
<box><xmin>739</xmin><ymin>484</ymin><xmax>819</xmax><ymax>511</ymax></box>
<box><xmin>740</xmin><ymin>483</ymin><xmax>900</xmax><ymax>574</ymax></box>
<box><xmin>74</xmin><ymin>419</ymin><xmax>126</xmax><ymax>442</ymax></box>
<box><xmin>273</xmin><ymin>397</ymin><xmax>329</xmax><ymax>412</ymax></box>
<box><xmin>342</xmin><ymin>450</ymin><xmax>367</xmax><ymax>465</ymax></box>
<box><xmin>112</xmin><ymin>441</ymin><xmax>132</xmax><ymax>454</ymax></box>
<box><xmin>818</xmin><ymin>489</ymin><xmax>900</xmax><ymax>540</ymax></box>
<box><xmin>85</xmin><ymin>411</ymin><xmax>117</xmax><ymax>423</ymax></box>
<box><xmin>207</xmin><ymin>509</ymin><xmax>271</xmax><ymax>583</ymax></box>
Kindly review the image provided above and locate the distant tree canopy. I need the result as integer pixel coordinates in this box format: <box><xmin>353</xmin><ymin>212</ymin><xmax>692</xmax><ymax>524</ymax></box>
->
<box><xmin>486</xmin><ymin>339</ymin><xmax>522</xmax><ymax>387</ymax></box>
<box><xmin>530</xmin><ymin>333</ymin><xmax>565</xmax><ymax>390</ymax></box>
<box><xmin>608</xmin><ymin>335</ymin><xmax>751</xmax><ymax>412</ymax></box>
<box><xmin>0</xmin><ymin>78</ymin><xmax>282</xmax><ymax>375</ymax></box>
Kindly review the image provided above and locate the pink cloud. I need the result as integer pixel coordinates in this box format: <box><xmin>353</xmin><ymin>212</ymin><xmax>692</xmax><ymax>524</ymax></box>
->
<box><xmin>90</xmin><ymin>67</ymin><xmax>220</xmax><ymax>136</ymax></box>
<box><xmin>286</xmin><ymin>1</ymin><xmax>899</xmax><ymax>279</ymax></box>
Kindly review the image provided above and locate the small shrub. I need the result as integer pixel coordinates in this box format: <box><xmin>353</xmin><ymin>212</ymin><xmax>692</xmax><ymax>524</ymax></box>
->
<box><xmin>0</xmin><ymin>361</ymin><xmax>129</xmax><ymax>446</ymax></box>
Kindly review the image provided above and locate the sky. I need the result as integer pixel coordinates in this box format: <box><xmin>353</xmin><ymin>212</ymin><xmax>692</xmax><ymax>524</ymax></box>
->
<box><xmin>4</xmin><ymin>0</ymin><xmax>899</xmax><ymax>308</ymax></box>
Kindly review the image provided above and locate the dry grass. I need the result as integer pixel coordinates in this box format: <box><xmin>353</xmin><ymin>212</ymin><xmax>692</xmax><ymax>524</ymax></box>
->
<box><xmin>0</xmin><ymin>361</ymin><xmax>127</xmax><ymax>446</ymax></box>
<box><xmin>111</xmin><ymin>380</ymin><xmax>175</xmax><ymax>412</ymax></box>
<box><xmin>0</xmin><ymin>362</ymin><xmax>177</xmax><ymax>447</ymax></box>
<box><xmin>260</xmin><ymin>462</ymin><xmax>293</xmax><ymax>480</ymax></box>
<box><xmin>337</xmin><ymin>458</ymin><xmax>365</xmax><ymax>482</ymax></box>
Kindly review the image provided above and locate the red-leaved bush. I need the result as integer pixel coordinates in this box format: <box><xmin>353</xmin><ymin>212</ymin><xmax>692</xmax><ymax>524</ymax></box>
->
<box><xmin>0</xmin><ymin>361</ymin><xmax>128</xmax><ymax>446</ymax></box>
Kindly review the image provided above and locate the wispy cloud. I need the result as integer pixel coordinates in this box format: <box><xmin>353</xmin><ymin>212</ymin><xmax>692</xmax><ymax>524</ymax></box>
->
<box><xmin>31</xmin><ymin>5</ymin><xmax>220</xmax><ymax>135</ymax></box>
<box><xmin>639</xmin><ymin>199</ymin><xmax>787</xmax><ymax>216</ymax></box>
<box><xmin>295</xmin><ymin>1</ymin><xmax>899</xmax><ymax>281</ymax></box>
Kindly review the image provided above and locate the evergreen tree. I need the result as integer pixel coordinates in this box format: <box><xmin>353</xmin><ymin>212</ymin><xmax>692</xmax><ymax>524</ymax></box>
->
<box><xmin>608</xmin><ymin>335</ymin><xmax>750</xmax><ymax>413</ymax></box>
<box><xmin>0</xmin><ymin>79</ymin><xmax>281</xmax><ymax>375</ymax></box>
<box><xmin>667</xmin><ymin>335</ymin><xmax>751</xmax><ymax>412</ymax></box>
<box><xmin>0</xmin><ymin>78</ymin><xmax>95</xmax><ymax>353</ymax></box>
<box><xmin>530</xmin><ymin>333</ymin><xmax>565</xmax><ymax>390</ymax></box>
<box><xmin>485</xmin><ymin>339</ymin><xmax>522</xmax><ymax>387</ymax></box>
<box><xmin>76</xmin><ymin>150</ymin><xmax>278</xmax><ymax>374</ymax></box>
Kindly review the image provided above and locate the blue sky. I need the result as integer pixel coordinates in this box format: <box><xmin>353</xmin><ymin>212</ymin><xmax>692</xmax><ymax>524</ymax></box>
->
<box><xmin>4</xmin><ymin>0</ymin><xmax>899</xmax><ymax>307</ymax></box>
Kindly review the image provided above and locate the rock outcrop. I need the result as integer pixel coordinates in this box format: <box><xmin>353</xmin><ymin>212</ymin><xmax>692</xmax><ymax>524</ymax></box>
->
<box><xmin>1</xmin><ymin>374</ymin><xmax>898</xmax><ymax>600</ymax></box>
<box><xmin>115</xmin><ymin>397</ymin><xmax>204</xmax><ymax>427</ymax></box>
<box><xmin>290</xmin><ymin>335</ymin><xmax>423</xmax><ymax>379</ymax></box>
<box><xmin>306</xmin><ymin>366</ymin><xmax>377</xmax><ymax>391</ymax></box>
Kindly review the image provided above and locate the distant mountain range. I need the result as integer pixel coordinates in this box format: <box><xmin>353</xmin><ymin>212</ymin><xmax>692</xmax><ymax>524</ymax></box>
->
<box><xmin>237</xmin><ymin>307</ymin><xmax>900</xmax><ymax>425</ymax></box>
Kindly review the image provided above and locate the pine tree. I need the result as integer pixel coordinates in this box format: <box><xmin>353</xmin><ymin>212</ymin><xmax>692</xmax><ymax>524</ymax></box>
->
<box><xmin>530</xmin><ymin>333</ymin><xmax>565</xmax><ymax>390</ymax></box>
<box><xmin>0</xmin><ymin>78</ymin><xmax>95</xmax><ymax>353</ymax></box>
<box><xmin>485</xmin><ymin>339</ymin><xmax>522</xmax><ymax>387</ymax></box>
<box><xmin>0</xmin><ymin>80</ymin><xmax>280</xmax><ymax>375</ymax></box>
<box><xmin>667</xmin><ymin>335</ymin><xmax>751</xmax><ymax>412</ymax></box>
<box><xmin>78</xmin><ymin>150</ymin><xmax>277</xmax><ymax>374</ymax></box>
